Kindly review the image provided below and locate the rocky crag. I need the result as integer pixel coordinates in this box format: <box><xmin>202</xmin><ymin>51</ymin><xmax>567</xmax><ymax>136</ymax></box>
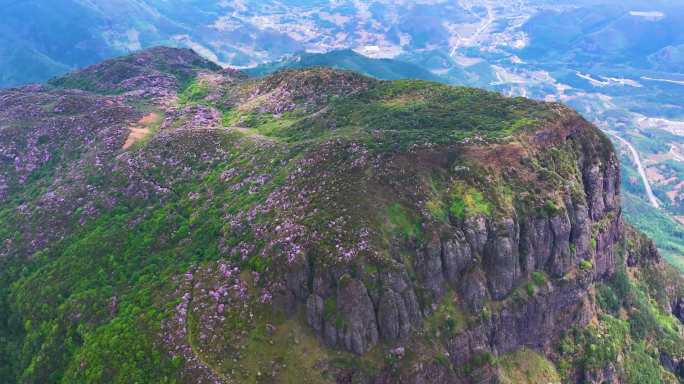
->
<box><xmin>0</xmin><ymin>47</ymin><xmax>683</xmax><ymax>384</ymax></box>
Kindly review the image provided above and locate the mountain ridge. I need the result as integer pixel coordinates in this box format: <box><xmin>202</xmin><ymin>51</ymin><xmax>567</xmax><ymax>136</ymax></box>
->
<box><xmin>244</xmin><ymin>50</ymin><xmax>446</xmax><ymax>82</ymax></box>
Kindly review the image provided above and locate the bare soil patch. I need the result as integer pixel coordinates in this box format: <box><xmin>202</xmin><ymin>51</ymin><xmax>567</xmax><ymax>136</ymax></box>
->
<box><xmin>123</xmin><ymin>113</ymin><xmax>160</xmax><ymax>149</ymax></box>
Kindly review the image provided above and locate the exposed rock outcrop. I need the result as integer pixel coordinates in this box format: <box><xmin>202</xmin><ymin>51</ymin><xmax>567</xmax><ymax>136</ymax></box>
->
<box><xmin>294</xmin><ymin>113</ymin><xmax>623</xmax><ymax>358</ymax></box>
<box><xmin>447</xmin><ymin>273</ymin><xmax>594</xmax><ymax>367</ymax></box>
<box><xmin>674</xmin><ymin>298</ymin><xmax>684</xmax><ymax>325</ymax></box>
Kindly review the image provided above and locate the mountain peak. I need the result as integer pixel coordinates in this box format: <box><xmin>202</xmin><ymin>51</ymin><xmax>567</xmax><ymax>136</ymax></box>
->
<box><xmin>48</xmin><ymin>46</ymin><xmax>221</xmax><ymax>95</ymax></box>
<box><xmin>247</xmin><ymin>67</ymin><xmax>374</xmax><ymax>114</ymax></box>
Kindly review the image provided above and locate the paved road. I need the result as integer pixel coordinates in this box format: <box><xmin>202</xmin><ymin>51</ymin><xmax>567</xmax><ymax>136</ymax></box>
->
<box><xmin>608</xmin><ymin>131</ymin><xmax>660</xmax><ymax>208</ymax></box>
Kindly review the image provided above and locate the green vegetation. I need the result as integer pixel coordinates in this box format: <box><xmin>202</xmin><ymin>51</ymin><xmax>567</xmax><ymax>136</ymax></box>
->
<box><xmin>557</xmin><ymin>315</ymin><xmax>626</xmax><ymax>379</ymax></box>
<box><xmin>323</xmin><ymin>80</ymin><xmax>548</xmax><ymax>136</ymax></box>
<box><xmin>0</xmin><ymin>131</ymin><xmax>292</xmax><ymax>383</ymax></box>
<box><xmin>433</xmin><ymin>353</ymin><xmax>451</xmax><ymax>369</ymax></box>
<box><xmin>524</xmin><ymin>281</ymin><xmax>535</xmax><ymax>296</ymax></box>
<box><xmin>258</xmin><ymin>79</ymin><xmax>552</xmax><ymax>149</ymax></box>
<box><xmin>498</xmin><ymin>348</ymin><xmax>561</xmax><ymax>384</ymax></box>
<box><xmin>579</xmin><ymin>259</ymin><xmax>593</xmax><ymax>270</ymax></box>
<box><xmin>463</xmin><ymin>351</ymin><xmax>494</xmax><ymax>375</ymax></box>
<box><xmin>227</xmin><ymin>310</ymin><xmax>342</xmax><ymax>384</ymax></box>
<box><xmin>177</xmin><ymin>79</ymin><xmax>210</xmax><ymax>105</ymax></box>
<box><xmin>622</xmin><ymin>192</ymin><xmax>684</xmax><ymax>272</ymax></box>
<box><xmin>323</xmin><ymin>296</ymin><xmax>345</xmax><ymax>328</ymax></box>
<box><xmin>63</xmin><ymin>303</ymin><xmax>182</xmax><ymax>383</ymax></box>
<box><xmin>596</xmin><ymin>283</ymin><xmax>621</xmax><ymax>314</ymax></box>
<box><xmin>625</xmin><ymin>342</ymin><xmax>677</xmax><ymax>384</ymax></box>
<box><xmin>386</xmin><ymin>203</ymin><xmax>423</xmax><ymax>241</ymax></box>
<box><xmin>531</xmin><ymin>271</ymin><xmax>547</xmax><ymax>287</ymax></box>
<box><xmin>448</xmin><ymin>182</ymin><xmax>491</xmax><ymax>220</ymax></box>
<box><xmin>424</xmin><ymin>294</ymin><xmax>467</xmax><ymax>341</ymax></box>
<box><xmin>425</xmin><ymin>197</ymin><xmax>448</xmax><ymax>222</ymax></box>
<box><xmin>558</xmin><ymin>246</ymin><xmax>683</xmax><ymax>383</ymax></box>
<box><xmin>543</xmin><ymin>200</ymin><xmax>561</xmax><ymax>216</ymax></box>
<box><xmin>222</xmin><ymin>110</ymin><xmax>300</xmax><ymax>138</ymax></box>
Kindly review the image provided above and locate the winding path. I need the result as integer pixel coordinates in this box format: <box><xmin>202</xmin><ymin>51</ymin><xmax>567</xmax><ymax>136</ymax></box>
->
<box><xmin>607</xmin><ymin>131</ymin><xmax>660</xmax><ymax>208</ymax></box>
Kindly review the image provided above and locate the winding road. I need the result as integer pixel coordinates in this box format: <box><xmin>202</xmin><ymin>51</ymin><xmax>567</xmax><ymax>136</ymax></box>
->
<box><xmin>607</xmin><ymin>131</ymin><xmax>660</xmax><ymax>209</ymax></box>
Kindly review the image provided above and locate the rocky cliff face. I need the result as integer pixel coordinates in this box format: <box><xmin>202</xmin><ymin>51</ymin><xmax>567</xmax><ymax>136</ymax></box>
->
<box><xmin>0</xmin><ymin>47</ymin><xmax>682</xmax><ymax>384</ymax></box>
<box><xmin>299</xmin><ymin>114</ymin><xmax>622</xmax><ymax>357</ymax></box>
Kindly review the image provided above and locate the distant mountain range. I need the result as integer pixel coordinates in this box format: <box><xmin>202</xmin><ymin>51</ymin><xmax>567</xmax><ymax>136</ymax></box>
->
<box><xmin>243</xmin><ymin>50</ymin><xmax>443</xmax><ymax>82</ymax></box>
<box><xmin>3</xmin><ymin>1</ymin><xmax>684</xmax><ymax>87</ymax></box>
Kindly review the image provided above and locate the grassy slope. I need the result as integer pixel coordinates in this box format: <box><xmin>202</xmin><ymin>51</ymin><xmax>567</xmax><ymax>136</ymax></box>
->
<box><xmin>498</xmin><ymin>348</ymin><xmax>561</xmax><ymax>384</ymax></box>
<box><xmin>623</xmin><ymin>192</ymin><xmax>684</xmax><ymax>271</ymax></box>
